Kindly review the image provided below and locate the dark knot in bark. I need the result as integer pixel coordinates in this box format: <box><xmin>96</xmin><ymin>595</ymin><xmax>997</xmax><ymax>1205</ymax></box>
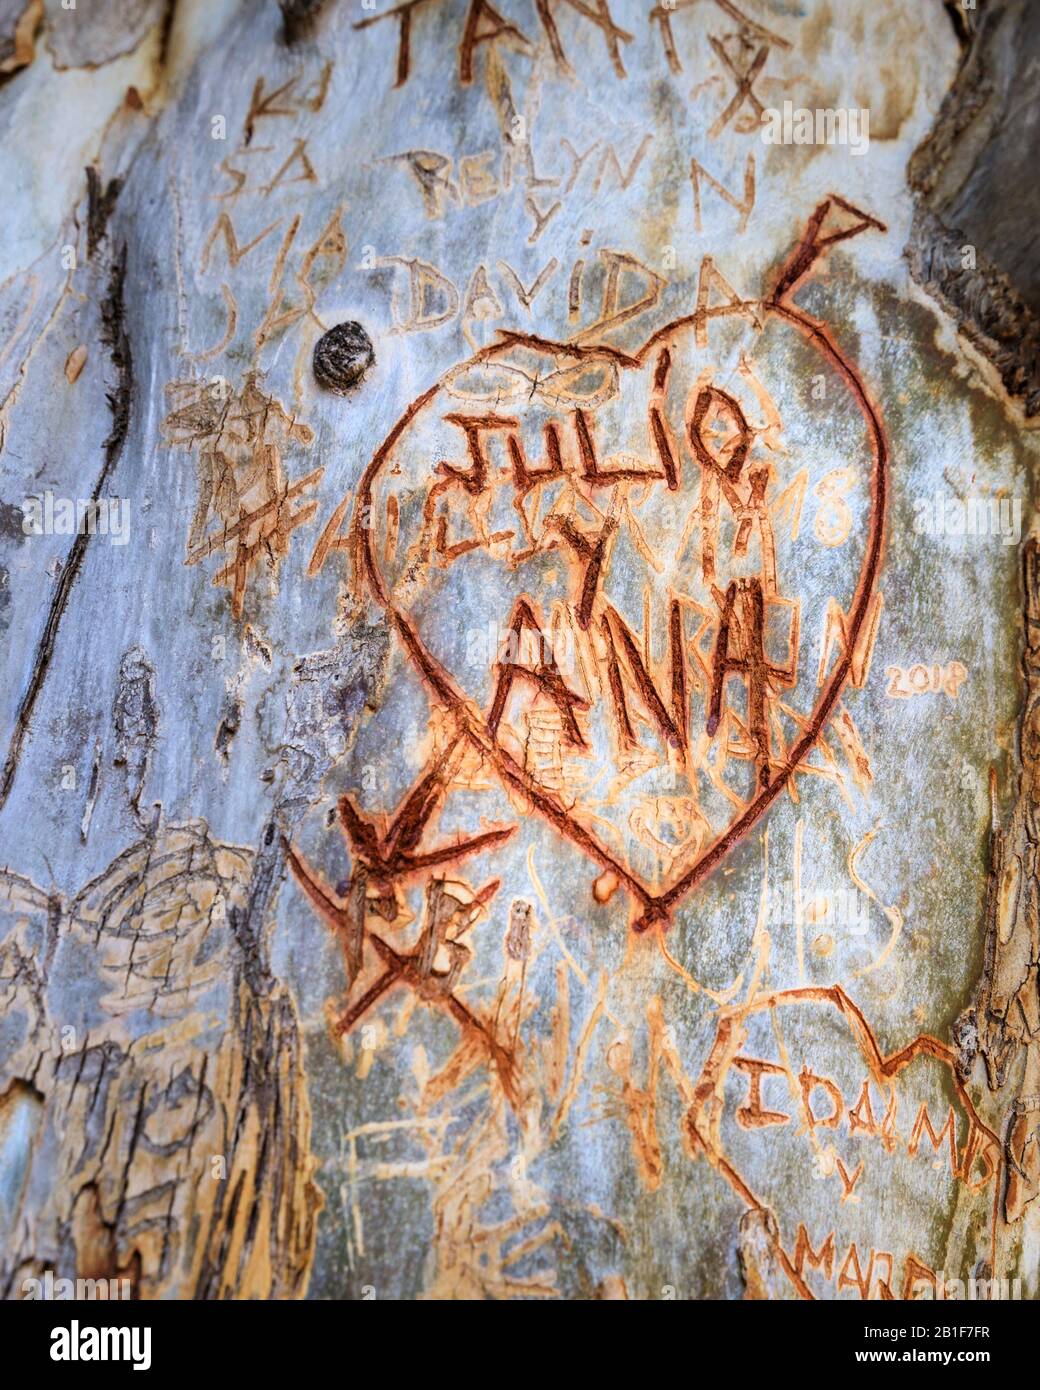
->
<box><xmin>313</xmin><ymin>322</ymin><xmax>375</xmax><ymax>395</ymax></box>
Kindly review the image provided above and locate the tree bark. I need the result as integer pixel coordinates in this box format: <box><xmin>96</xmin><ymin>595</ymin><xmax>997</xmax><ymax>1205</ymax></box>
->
<box><xmin>0</xmin><ymin>0</ymin><xmax>1038</xmax><ymax>1302</ymax></box>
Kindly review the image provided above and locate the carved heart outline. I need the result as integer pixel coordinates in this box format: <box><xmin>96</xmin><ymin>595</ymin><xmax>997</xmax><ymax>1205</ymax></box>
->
<box><xmin>349</xmin><ymin>199</ymin><xmax>889</xmax><ymax>933</ymax></box>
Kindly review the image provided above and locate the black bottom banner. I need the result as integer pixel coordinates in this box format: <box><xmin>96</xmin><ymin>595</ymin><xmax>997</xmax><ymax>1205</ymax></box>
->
<box><xmin>2</xmin><ymin>1292</ymin><xmax>1026</xmax><ymax>1375</ymax></box>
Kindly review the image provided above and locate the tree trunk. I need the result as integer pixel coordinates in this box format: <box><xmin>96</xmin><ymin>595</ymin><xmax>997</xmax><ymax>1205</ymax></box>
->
<box><xmin>0</xmin><ymin>0</ymin><xmax>1038</xmax><ymax>1302</ymax></box>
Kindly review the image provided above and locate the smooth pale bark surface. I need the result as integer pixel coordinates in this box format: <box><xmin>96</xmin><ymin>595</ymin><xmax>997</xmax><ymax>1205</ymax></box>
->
<box><xmin>0</xmin><ymin>0</ymin><xmax>1038</xmax><ymax>1301</ymax></box>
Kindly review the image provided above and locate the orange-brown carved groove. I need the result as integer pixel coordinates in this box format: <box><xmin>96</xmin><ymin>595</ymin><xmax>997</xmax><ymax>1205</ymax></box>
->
<box><xmin>344</xmin><ymin>200</ymin><xmax>889</xmax><ymax>935</ymax></box>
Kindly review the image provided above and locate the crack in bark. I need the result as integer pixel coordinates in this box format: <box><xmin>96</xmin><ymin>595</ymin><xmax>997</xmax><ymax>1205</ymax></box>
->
<box><xmin>85</xmin><ymin>166</ymin><xmax>123</xmax><ymax>261</ymax></box>
<box><xmin>0</xmin><ymin>242</ymin><xmax>133</xmax><ymax>814</ymax></box>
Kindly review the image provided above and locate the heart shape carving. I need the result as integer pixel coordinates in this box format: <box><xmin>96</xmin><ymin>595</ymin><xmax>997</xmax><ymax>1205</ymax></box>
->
<box><xmin>347</xmin><ymin>200</ymin><xmax>888</xmax><ymax>931</ymax></box>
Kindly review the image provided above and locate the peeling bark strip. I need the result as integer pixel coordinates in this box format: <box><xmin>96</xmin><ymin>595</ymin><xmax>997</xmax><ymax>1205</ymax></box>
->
<box><xmin>0</xmin><ymin>0</ymin><xmax>41</xmax><ymax>80</ymax></box>
<box><xmin>0</xmin><ymin>244</ymin><xmax>132</xmax><ymax>814</ymax></box>
<box><xmin>960</xmin><ymin>540</ymin><xmax>1040</xmax><ymax>1228</ymax></box>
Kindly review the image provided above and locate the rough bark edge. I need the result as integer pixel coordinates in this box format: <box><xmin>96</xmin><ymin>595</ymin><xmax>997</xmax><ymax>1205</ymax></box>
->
<box><xmin>905</xmin><ymin>2</ymin><xmax>1040</xmax><ymax>418</ymax></box>
<box><xmin>957</xmin><ymin>540</ymin><xmax>1040</xmax><ymax>1264</ymax></box>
